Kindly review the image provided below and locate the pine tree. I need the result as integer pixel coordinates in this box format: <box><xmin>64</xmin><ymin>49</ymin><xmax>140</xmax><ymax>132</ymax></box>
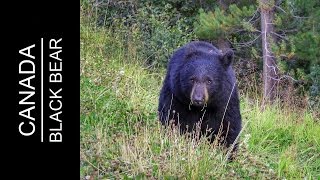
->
<box><xmin>194</xmin><ymin>0</ymin><xmax>320</xmax><ymax>111</ymax></box>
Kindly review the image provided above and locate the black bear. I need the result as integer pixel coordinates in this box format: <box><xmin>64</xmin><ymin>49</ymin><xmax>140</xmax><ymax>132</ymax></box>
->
<box><xmin>158</xmin><ymin>41</ymin><xmax>242</xmax><ymax>157</ymax></box>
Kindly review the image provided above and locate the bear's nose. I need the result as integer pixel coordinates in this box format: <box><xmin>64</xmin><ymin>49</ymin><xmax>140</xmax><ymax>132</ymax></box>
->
<box><xmin>193</xmin><ymin>96</ymin><xmax>204</xmax><ymax>105</ymax></box>
<box><xmin>194</xmin><ymin>99</ymin><xmax>204</xmax><ymax>105</ymax></box>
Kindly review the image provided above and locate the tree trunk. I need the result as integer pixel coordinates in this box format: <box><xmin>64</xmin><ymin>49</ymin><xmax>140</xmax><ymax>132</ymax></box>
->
<box><xmin>260</xmin><ymin>0</ymin><xmax>278</xmax><ymax>105</ymax></box>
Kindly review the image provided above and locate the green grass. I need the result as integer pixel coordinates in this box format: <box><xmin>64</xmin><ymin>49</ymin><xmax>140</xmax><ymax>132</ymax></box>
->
<box><xmin>80</xmin><ymin>8</ymin><xmax>320</xmax><ymax>180</ymax></box>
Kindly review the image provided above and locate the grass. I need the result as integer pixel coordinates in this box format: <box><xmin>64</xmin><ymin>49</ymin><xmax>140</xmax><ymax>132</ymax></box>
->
<box><xmin>80</xmin><ymin>7</ymin><xmax>320</xmax><ymax>180</ymax></box>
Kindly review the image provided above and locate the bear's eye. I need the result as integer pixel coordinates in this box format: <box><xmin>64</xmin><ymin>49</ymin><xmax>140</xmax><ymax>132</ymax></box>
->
<box><xmin>190</xmin><ymin>78</ymin><xmax>195</xmax><ymax>83</ymax></box>
<box><xmin>207</xmin><ymin>80</ymin><xmax>212</xmax><ymax>84</ymax></box>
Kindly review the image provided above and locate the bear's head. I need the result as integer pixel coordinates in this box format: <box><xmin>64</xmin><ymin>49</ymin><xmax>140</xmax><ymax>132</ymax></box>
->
<box><xmin>179</xmin><ymin>47</ymin><xmax>234</xmax><ymax>108</ymax></box>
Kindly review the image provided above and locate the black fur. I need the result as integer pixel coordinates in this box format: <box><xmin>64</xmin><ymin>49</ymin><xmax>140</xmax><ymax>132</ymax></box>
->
<box><xmin>158</xmin><ymin>41</ymin><xmax>242</xmax><ymax>156</ymax></box>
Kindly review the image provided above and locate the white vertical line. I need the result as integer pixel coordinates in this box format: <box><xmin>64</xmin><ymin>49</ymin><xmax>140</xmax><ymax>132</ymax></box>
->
<box><xmin>41</xmin><ymin>38</ymin><xmax>44</xmax><ymax>142</ymax></box>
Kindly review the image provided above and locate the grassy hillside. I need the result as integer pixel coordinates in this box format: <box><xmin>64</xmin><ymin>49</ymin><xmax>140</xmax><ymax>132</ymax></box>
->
<box><xmin>80</xmin><ymin>9</ymin><xmax>320</xmax><ymax>180</ymax></box>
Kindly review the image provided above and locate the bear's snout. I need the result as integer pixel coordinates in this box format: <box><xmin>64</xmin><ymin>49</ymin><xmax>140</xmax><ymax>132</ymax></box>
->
<box><xmin>191</xmin><ymin>83</ymin><xmax>208</xmax><ymax>106</ymax></box>
<box><xmin>193</xmin><ymin>97</ymin><xmax>205</xmax><ymax>106</ymax></box>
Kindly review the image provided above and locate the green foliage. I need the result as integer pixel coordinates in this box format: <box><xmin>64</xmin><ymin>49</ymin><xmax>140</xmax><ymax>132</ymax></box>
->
<box><xmin>80</xmin><ymin>1</ymin><xmax>320</xmax><ymax>178</ymax></box>
<box><xmin>293</xmin><ymin>32</ymin><xmax>320</xmax><ymax>66</ymax></box>
<box><xmin>195</xmin><ymin>0</ymin><xmax>320</xmax><ymax>111</ymax></box>
<box><xmin>273</xmin><ymin>0</ymin><xmax>320</xmax><ymax>109</ymax></box>
<box><xmin>80</xmin><ymin>34</ymin><xmax>320</xmax><ymax>178</ymax></box>
<box><xmin>308</xmin><ymin>65</ymin><xmax>320</xmax><ymax>114</ymax></box>
<box><xmin>195</xmin><ymin>5</ymin><xmax>256</xmax><ymax>40</ymax></box>
<box><xmin>80</xmin><ymin>22</ymin><xmax>162</xmax><ymax>136</ymax></box>
<box><xmin>133</xmin><ymin>4</ymin><xmax>195</xmax><ymax>67</ymax></box>
<box><xmin>86</xmin><ymin>0</ymin><xmax>198</xmax><ymax>68</ymax></box>
<box><xmin>83</xmin><ymin>0</ymin><xmax>320</xmax><ymax>110</ymax></box>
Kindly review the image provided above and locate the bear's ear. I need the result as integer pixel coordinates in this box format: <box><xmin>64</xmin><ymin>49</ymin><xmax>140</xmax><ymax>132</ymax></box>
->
<box><xmin>220</xmin><ymin>49</ymin><xmax>234</xmax><ymax>68</ymax></box>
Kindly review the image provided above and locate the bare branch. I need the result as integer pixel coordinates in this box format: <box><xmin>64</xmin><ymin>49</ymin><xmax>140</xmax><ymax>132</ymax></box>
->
<box><xmin>275</xmin><ymin>3</ymin><xmax>310</xmax><ymax>21</ymax></box>
<box><xmin>271</xmin><ymin>31</ymin><xmax>288</xmax><ymax>40</ymax></box>
<box><xmin>233</xmin><ymin>29</ymin><xmax>261</xmax><ymax>34</ymax></box>
<box><xmin>266</xmin><ymin>75</ymin><xmax>299</xmax><ymax>82</ymax></box>
<box><xmin>283</xmin><ymin>29</ymin><xmax>299</xmax><ymax>33</ymax></box>
<box><xmin>292</xmin><ymin>15</ymin><xmax>310</xmax><ymax>19</ymax></box>
<box><xmin>229</xmin><ymin>34</ymin><xmax>261</xmax><ymax>47</ymax></box>
<box><xmin>248</xmin><ymin>8</ymin><xmax>260</xmax><ymax>23</ymax></box>
<box><xmin>265</xmin><ymin>62</ymin><xmax>279</xmax><ymax>76</ymax></box>
<box><xmin>275</xmin><ymin>5</ymin><xmax>286</xmax><ymax>13</ymax></box>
